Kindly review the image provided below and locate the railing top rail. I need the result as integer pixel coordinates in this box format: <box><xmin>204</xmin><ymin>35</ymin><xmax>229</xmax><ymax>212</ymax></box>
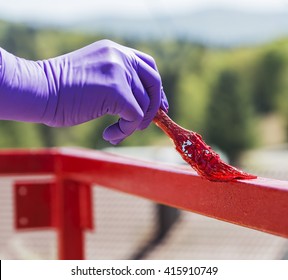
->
<box><xmin>1</xmin><ymin>147</ymin><xmax>288</xmax><ymax>238</ymax></box>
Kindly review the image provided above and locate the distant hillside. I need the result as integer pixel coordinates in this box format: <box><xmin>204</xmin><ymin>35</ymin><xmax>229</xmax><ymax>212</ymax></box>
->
<box><xmin>2</xmin><ymin>8</ymin><xmax>288</xmax><ymax>47</ymax></box>
<box><xmin>68</xmin><ymin>9</ymin><xmax>288</xmax><ymax>47</ymax></box>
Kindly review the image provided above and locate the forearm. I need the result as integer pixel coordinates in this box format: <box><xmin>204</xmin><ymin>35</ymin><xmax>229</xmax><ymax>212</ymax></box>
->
<box><xmin>0</xmin><ymin>47</ymin><xmax>52</xmax><ymax>123</ymax></box>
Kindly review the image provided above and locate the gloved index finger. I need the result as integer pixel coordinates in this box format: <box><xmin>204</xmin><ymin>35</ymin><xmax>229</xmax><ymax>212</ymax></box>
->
<box><xmin>136</xmin><ymin>57</ymin><xmax>162</xmax><ymax>129</ymax></box>
<box><xmin>133</xmin><ymin>49</ymin><xmax>169</xmax><ymax>113</ymax></box>
<box><xmin>132</xmin><ymin>49</ymin><xmax>159</xmax><ymax>71</ymax></box>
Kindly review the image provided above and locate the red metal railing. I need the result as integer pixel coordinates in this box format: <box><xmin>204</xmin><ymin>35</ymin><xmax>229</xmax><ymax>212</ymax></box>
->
<box><xmin>0</xmin><ymin>147</ymin><xmax>288</xmax><ymax>259</ymax></box>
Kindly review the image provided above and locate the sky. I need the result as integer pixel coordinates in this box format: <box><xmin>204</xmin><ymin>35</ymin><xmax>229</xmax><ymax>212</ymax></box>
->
<box><xmin>1</xmin><ymin>0</ymin><xmax>288</xmax><ymax>24</ymax></box>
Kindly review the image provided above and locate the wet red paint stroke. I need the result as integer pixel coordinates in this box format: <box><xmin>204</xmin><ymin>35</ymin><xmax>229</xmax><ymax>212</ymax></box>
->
<box><xmin>153</xmin><ymin>109</ymin><xmax>257</xmax><ymax>182</ymax></box>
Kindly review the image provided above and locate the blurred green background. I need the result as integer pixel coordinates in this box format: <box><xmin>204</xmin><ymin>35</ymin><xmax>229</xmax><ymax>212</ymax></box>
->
<box><xmin>0</xmin><ymin>11</ymin><xmax>288</xmax><ymax>165</ymax></box>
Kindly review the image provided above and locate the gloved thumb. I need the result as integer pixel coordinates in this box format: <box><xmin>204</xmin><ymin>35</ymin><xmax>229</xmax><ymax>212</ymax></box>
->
<box><xmin>103</xmin><ymin>98</ymin><xmax>144</xmax><ymax>144</ymax></box>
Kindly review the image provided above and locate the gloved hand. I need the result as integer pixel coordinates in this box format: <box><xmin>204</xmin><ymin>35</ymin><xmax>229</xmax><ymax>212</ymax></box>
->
<box><xmin>0</xmin><ymin>39</ymin><xmax>168</xmax><ymax>144</ymax></box>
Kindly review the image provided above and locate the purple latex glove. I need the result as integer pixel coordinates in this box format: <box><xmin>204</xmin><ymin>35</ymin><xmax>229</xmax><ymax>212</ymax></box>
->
<box><xmin>0</xmin><ymin>39</ymin><xmax>168</xmax><ymax>144</ymax></box>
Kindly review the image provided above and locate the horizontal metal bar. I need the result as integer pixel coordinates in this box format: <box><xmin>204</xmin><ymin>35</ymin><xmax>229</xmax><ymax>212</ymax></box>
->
<box><xmin>59</xmin><ymin>148</ymin><xmax>288</xmax><ymax>238</ymax></box>
<box><xmin>1</xmin><ymin>147</ymin><xmax>288</xmax><ymax>238</ymax></box>
<box><xmin>0</xmin><ymin>148</ymin><xmax>56</xmax><ymax>174</ymax></box>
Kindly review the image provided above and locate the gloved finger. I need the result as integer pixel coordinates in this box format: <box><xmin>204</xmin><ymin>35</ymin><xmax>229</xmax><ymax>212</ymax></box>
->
<box><xmin>131</xmin><ymin>73</ymin><xmax>150</xmax><ymax>118</ymax></box>
<box><xmin>130</xmin><ymin>49</ymin><xmax>158</xmax><ymax>70</ymax></box>
<box><xmin>133</xmin><ymin>49</ymin><xmax>169</xmax><ymax>113</ymax></box>
<box><xmin>103</xmin><ymin>116</ymin><xmax>141</xmax><ymax>145</ymax></box>
<box><xmin>160</xmin><ymin>87</ymin><xmax>169</xmax><ymax>112</ymax></box>
<box><xmin>103</xmin><ymin>92</ymin><xmax>144</xmax><ymax>144</ymax></box>
<box><xmin>103</xmin><ymin>121</ymin><xmax>126</xmax><ymax>145</ymax></box>
<box><xmin>136</xmin><ymin>58</ymin><xmax>161</xmax><ymax>130</ymax></box>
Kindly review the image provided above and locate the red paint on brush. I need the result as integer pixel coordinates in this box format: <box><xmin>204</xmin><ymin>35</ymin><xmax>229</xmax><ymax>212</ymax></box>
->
<box><xmin>153</xmin><ymin>109</ymin><xmax>257</xmax><ymax>182</ymax></box>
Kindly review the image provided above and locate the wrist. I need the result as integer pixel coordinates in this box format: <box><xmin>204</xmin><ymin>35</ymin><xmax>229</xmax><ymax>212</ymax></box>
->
<box><xmin>0</xmin><ymin>48</ymin><xmax>50</xmax><ymax>123</ymax></box>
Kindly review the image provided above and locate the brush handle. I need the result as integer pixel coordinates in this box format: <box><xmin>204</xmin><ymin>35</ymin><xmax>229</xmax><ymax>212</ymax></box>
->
<box><xmin>153</xmin><ymin>109</ymin><xmax>187</xmax><ymax>140</ymax></box>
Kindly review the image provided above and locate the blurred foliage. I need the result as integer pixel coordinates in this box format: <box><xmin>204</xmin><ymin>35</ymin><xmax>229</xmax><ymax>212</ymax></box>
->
<box><xmin>204</xmin><ymin>69</ymin><xmax>255</xmax><ymax>164</ymax></box>
<box><xmin>0</xmin><ymin>20</ymin><xmax>288</xmax><ymax>162</ymax></box>
<box><xmin>252</xmin><ymin>51</ymin><xmax>285</xmax><ymax>114</ymax></box>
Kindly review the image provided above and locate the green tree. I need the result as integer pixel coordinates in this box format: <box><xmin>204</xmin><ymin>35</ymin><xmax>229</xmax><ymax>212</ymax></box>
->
<box><xmin>252</xmin><ymin>51</ymin><xmax>284</xmax><ymax>114</ymax></box>
<box><xmin>205</xmin><ymin>69</ymin><xmax>255</xmax><ymax>164</ymax></box>
<box><xmin>2</xmin><ymin>25</ymin><xmax>37</xmax><ymax>59</ymax></box>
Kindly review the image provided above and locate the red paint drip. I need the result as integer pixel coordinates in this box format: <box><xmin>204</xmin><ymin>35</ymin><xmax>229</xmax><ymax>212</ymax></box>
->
<box><xmin>153</xmin><ymin>109</ymin><xmax>257</xmax><ymax>182</ymax></box>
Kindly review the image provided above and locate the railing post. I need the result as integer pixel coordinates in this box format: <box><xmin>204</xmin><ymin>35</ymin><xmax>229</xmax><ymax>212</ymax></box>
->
<box><xmin>54</xmin><ymin>179</ymin><xmax>93</xmax><ymax>260</ymax></box>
